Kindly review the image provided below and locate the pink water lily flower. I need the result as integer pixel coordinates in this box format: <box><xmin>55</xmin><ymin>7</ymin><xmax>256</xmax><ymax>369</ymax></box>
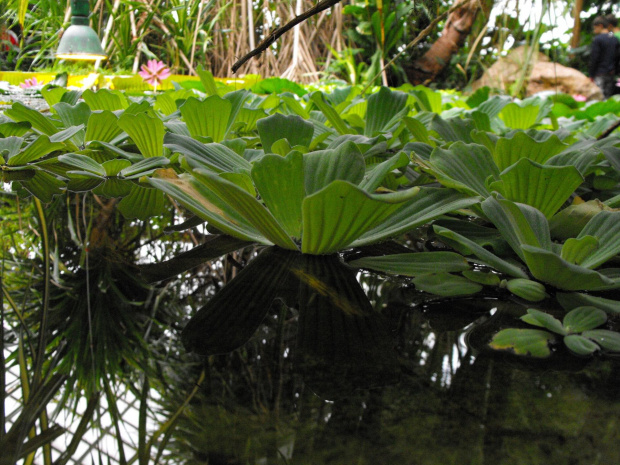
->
<box><xmin>572</xmin><ymin>94</ymin><xmax>587</xmax><ymax>102</ymax></box>
<box><xmin>138</xmin><ymin>59</ymin><xmax>171</xmax><ymax>90</ymax></box>
<box><xmin>19</xmin><ymin>77</ymin><xmax>45</xmax><ymax>89</ymax></box>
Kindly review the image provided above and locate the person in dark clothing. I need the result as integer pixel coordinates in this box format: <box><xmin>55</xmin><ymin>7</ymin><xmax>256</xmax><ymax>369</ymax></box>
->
<box><xmin>589</xmin><ymin>16</ymin><xmax>618</xmax><ymax>99</ymax></box>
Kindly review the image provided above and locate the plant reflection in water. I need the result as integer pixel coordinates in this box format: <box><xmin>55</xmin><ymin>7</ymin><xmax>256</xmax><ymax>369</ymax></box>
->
<box><xmin>144</xmin><ymin>246</ymin><xmax>620</xmax><ymax>464</ymax></box>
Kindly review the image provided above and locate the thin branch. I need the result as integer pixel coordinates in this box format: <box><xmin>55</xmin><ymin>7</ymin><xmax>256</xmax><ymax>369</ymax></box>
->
<box><xmin>597</xmin><ymin>119</ymin><xmax>620</xmax><ymax>140</ymax></box>
<box><xmin>232</xmin><ymin>0</ymin><xmax>344</xmax><ymax>73</ymax></box>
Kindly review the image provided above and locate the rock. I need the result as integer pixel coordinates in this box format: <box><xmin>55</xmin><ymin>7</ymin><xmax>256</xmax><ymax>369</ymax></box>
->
<box><xmin>472</xmin><ymin>45</ymin><xmax>603</xmax><ymax>101</ymax></box>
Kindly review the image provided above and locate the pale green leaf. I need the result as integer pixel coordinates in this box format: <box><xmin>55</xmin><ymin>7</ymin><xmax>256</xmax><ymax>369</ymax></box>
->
<box><xmin>577</xmin><ymin>211</ymin><xmax>620</xmax><ymax>269</ymax></box>
<box><xmin>58</xmin><ymin>153</ymin><xmax>106</xmax><ymax>176</ymax></box>
<box><xmin>4</xmin><ymin>102</ymin><xmax>59</xmax><ymax>135</ymax></box>
<box><xmin>310</xmin><ymin>92</ymin><xmax>353</xmax><ymax>135</ymax></box>
<box><xmin>193</xmin><ymin>169</ymin><xmax>298</xmax><ymax>250</ymax></box>
<box><xmin>560</xmin><ymin>236</ymin><xmax>599</xmax><ymax>265</ymax></box>
<box><xmin>493</xmin><ymin>131</ymin><xmax>567</xmax><ymax>171</ymax></box>
<box><xmin>489</xmin><ymin>159</ymin><xmax>583</xmax><ymax>218</ymax></box>
<box><xmin>556</xmin><ymin>292</ymin><xmax>620</xmax><ymax>314</ymax></box>
<box><xmin>82</xmin><ymin>89</ymin><xmax>128</xmax><ymax>111</ymax></box>
<box><xmin>425</xmin><ymin>142</ymin><xmax>499</xmax><ymax>197</ymax></box>
<box><xmin>434</xmin><ymin>225</ymin><xmax>529</xmax><ymax>279</ymax></box>
<box><xmin>119</xmin><ymin>156</ymin><xmax>170</xmax><ymax>178</ymax></box>
<box><xmin>257</xmin><ymin>114</ymin><xmax>314</xmax><ymax>153</ymax></box>
<box><xmin>352</xmin><ymin>188</ymin><xmax>481</xmax><ymax>247</ymax></box>
<box><xmin>365</xmin><ymin>87</ymin><xmax>408</xmax><ymax>136</ymax></box>
<box><xmin>521</xmin><ymin>245</ymin><xmax>616</xmax><ymax>290</ymax></box>
<box><xmin>251</xmin><ymin>152</ymin><xmax>305</xmax><ymax>238</ymax></box>
<box><xmin>481</xmin><ymin>196</ymin><xmax>552</xmax><ymax>262</ymax></box>
<box><xmin>360</xmin><ymin>152</ymin><xmax>410</xmax><ymax>193</ymax></box>
<box><xmin>349</xmin><ymin>252</ymin><xmax>470</xmax><ymax>276</ymax></box>
<box><xmin>149</xmin><ymin>174</ymin><xmax>266</xmax><ymax>243</ymax></box>
<box><xmin>180</xmin><ymin>96</ymin><xmax>232</xmax><ymax>142</ymax></box>
<box><xmin>499</xmin><ymin>102</ymin><xmax>540</xmax><ymax>129</ymax></box>
<box><xmin>117</xmin><ymin>112</ymin><xmax>165</xmax><ymax>158</ymax></box>
<box><xmin>581</xmin><ymin>330</ymin><xmax>620</xmax><ymax>351</ymax></box>
<box><xmin>301</xmin><ymin>181</ymin><xmax>417</xmax><ymax>254</ymax></box>
<box><xmin>117</xmin><ymin>185</ymin><xmax>167</xmax><ymax>219</ymax></box>
<box><xmin>164</xmin><ymin>133</ymin><xmax>252</xmax><ymax>173</ymax></box>
<box><xmin>85</xmin><ymin>111</ymin><xmax>122</xmax><ymax>143</ymax></box>
<box><xmin>490</xmin><ymin>328</ymin><xmax>553</xmax><ymax>357</ymax></box>
<box><xmin>102</xmin><ymin>159</ymin><xmax>132</xmax><ymax>176</ymax></box>
<box><xmin>8</xmin><ymin>136</ymin><xmax>66</xmax><ymax>166</ymax></box>
<box><xmin>521</xmin><ymin>308</ymin><xmax>566</xmax><ymax>335</ymax></box>
<box><xmin>563</xmin><ymin>306</ymin><xmax>607</xmax><ymax>333</ymax></box>
<box><xmin>303</xmin><ymin>141</ymin><xmax>365</xmax><ymax>195</ymax></box>
<box><xmin>564</xmin><ymin>334</ymin><xmax>599</xmax><ymax>355</ymax></box>
<box><xmin>412</xmin><ymin>273</ymin><xmax>482</xmax><ymax>297</ymax></box>
<box><xmin>549</xmin><ymin>200</ymin><xmax>609</xmax><ymax>240</ymax></box>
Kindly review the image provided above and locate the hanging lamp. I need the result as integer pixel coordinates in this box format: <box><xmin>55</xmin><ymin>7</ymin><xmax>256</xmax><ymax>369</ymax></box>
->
<box><xmin>56</xmin><ymin>0</ymin><xmax>107</xmax><ymax>61</ymax></box>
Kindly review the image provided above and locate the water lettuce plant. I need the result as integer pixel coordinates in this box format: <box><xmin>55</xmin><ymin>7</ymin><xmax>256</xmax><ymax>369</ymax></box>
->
<box><xmin>2</xmin><ymin>78</ymin><xmax>620</xmax><ymax>360</ymax></box>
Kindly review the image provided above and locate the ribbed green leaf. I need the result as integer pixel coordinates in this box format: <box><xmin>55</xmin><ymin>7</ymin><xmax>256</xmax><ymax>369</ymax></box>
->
<box><xmin>82</xmin><ymin>89</ymin><xmax>128</xmax><ymax>111</ymax></box>
<box><xmin>412</xmin><ymin>273</ymin><xmax>482</xmax><ymax>296</ymax></box>
<box><xmin>577</xmin><ymin>211</ymin><xmax>620</xmax><ymax>269</ymax></box>
<box><xmin>117</xmin><ymin>185</ymin><xmax>166</xmax><ymax>219</ymax></box>
<box><xmin>195</xmin><ymin>65</ymin><xmax>219</xmax><ymax>96</ymax></box>
<box><xmin>257</xmin><ymin>113</ymin><xmax>314</xmax><ymax>153</ymax></box>
<box><xmin>180</xmin><ymin>96</ymin><xmax>232</xmax><ymax>142</ymax></box>
<box><xmin>403</xmin><ymin>116</ymin><xmax>431</xmax><ymax>144</ymax></box>
<box><xmin>411</xmin><ymin>86</ymin><xmax>442</xmax><ymax>113</ymax></box>
<box><xmin>433</xmin><ymin>218</ymin><xmax>510</xmax><ymax>255</ymax></box>
<box><xmin>365</xmin><ymin>87</ymin><xmax>408</xmax><ymax>136</ymax></box>
<box><xmin>301</xmin><ymin>181</ymin><xmax>418</xmax><ymax>254</ymax></box>
<box><xmin>310</xmin><ymin>92</ymin><xmax>353</xmax><ymax>135</ymax></box>
<box><xmin>352</xmin><ymin>188</ymin><xmax>481</xmax><ymax>247</ymax></box>
<box><xmin>360</xmin><ymin>152</ymin><xmax>409</xmax><ymax>193</ymax></box>
<box><xmin>563</xmin><ymin>306</ymin><xmax>607</xmax><ymax>333</ymax></box>
<box><xmin>0</xmin><ymin>136</ymin><xmax>24</xmax><ymax>160</ymax></box>
<box><xmin>117</xmin><ymin>113</ymin><xmax>165</xmax><ymax>158</ymax></box>
<box><xmin>119</xmin><ymin>157</ymin><xmax>170</xmax><ymax>178</ymax></box>
<box><xmin>521</xmin><ymin>309</ymin><xmax>566</xmax><ymax>335</ymax></box>
<box><xmin>433</xmin><ymin>225</ymin><xmax>528</xmax><ymax>278</ymax></box>
<box><xmin>549</xmin><ymin>200</ymin><xmax>608</xmax><ymax>240</ymax></box>
<box><xmin>563</xmin><ymin>334</ymin><xmax>599</xmax><ymax>355</ymax></box>
<box><xmin>489</xmin><ymin>159</ymin><xmax>583</xmax><ymax>218</ymax></box>
<box><xmin>425</xmin><ymin>142</ymin><xmax>499</xmax><ymax>197</ymax></box>
<box><xmin>93</xmin><ymin>178</ymin><xmax>133</xmax><ymax>197</ymax></box>
<box><xmin>581</xmin><ymin>330</ymin><xmax>620</xmax><ymax>351</ymax></box>
<box><xmin>8</xmin><ymin>136</ymin><xmax>65</xmax><ymax>166</ymax></box>
<box><xmin>349</xmin><ymin>251</ymin><xmax>470</xmax><ymax>276</ymax></box>
<box><xmin>499</xmin><ymin>102</ymin><xmax>540</xmax><ymax>129</ymax></box>
<box><xmin>192</xmin><ymin>169</ymin><xmax>298</xmax><ymax>250</ymax></box>
<box><xmin>102</xmin><ymin>159</ymin><xmax>132</xmax><ymax>176</ymax></box>
<box><xmin>164</xmin><ymin>133</ymin><xmax>251</xmax><ymax>173</ymax></box>
<box><xmin>556</xmin><ymin>292</ymin><xmax>620</xmax><ymax>314</ymax></box>
<box><xmin>0</xmin><ymin>121</ymin><xmax>31</xmax><ymax>137</ymax></box>
<box><xmin>462</xmin><ymin>270</ymin><xmax>501</xmax><ymax>285</ymax></box>
<box><xmin>303</xmin><ymin>142</ymin><xmax>365</xmax><ymax>195</ymax></box>
<box><xmin>560</xmin><ymin>236</ymin><xmax>598</xmax><ymax>265</ymax></box>
<box><xmin>54</xmin><ymin>102</ymin><xmax>91</xmax><ymax>128</ymax></box>
<box><xmin>490</xmin><ymin>328</ymin><xmax>554</xmax><ymax>357</ymax></box>
<box><xmin>236</xmin><ymin>108</ymin><xmax>267</xmax><ymax>132</ymax></box>
<box><xmin>251</xmin><ymin>152</ymin><xmax>305</xmax><ymax>238</ymax></box>
<box><xmin>85</xmin><ymin>111</ymin><xmax>122</xmax><ymax>143</ymax></box>
<box><xmin>431</xmin><ymin>115</ymin><xmax>476</xmax><ymax>144</ymax></box>
<box><xmin>149</xmin><ymin>174</ymin><xmax>266</xmax><ymax>244</ymax></box>
<box><xmin>18</xmin><ymin>171</ymin><xmax>65</xmax><ymax>202</ymax></box>
<box><xmin>521</xmin><ymin>245</ymin><xmax>616</xmax><ymax>290</ymax></box>
<box><xmin>4</xmin><ymin>102</ymin><xmax>59</xmax><ymax>135</ymax></box>
<box><xmin>493</xmin><ymin>131</ymin><xmax>567</xmax><ymax>171</ymax></box>
<box><xmin>481</xmin><ymin>196</ymin><xmax>552</xmax><ymax>262</ymax></box>
<box><xmin>58</xmin><ymin>153</ymin><xmax>106</xmax><ymax>176</ymax></box>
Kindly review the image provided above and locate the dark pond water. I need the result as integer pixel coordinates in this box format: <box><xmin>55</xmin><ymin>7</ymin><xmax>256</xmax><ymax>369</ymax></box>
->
<box><xmin>165</xmin><ymin>247</ymin><xmax>620</xmax><ymax>465</ymax></box>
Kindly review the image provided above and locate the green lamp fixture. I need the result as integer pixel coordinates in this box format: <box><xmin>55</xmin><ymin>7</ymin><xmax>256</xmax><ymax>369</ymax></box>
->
<box><xmin>56</xmin><ymin>0</ymin><xmax>107</xmax><ymax>61</ymax></box>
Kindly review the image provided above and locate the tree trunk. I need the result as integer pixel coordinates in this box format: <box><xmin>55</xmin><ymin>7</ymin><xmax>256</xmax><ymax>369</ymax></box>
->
<box><xmin>406</xmin><ymin>0</ymin><xmax>481</xmax><ymax>85</ymax></box>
